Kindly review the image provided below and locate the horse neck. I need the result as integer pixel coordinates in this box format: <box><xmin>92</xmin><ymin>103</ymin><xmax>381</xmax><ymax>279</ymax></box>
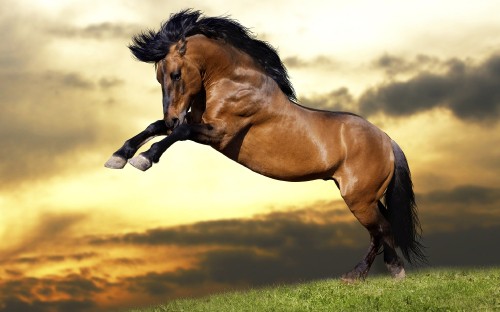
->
<box><xmin>187</xmin><ymin>35</ymin><xmax>302</xmax><ymax>119</ymax></box>
<box><xmin>187</xmin><ymin>35</ymin><xmax>265</xmax><ymax>86</ymax></box>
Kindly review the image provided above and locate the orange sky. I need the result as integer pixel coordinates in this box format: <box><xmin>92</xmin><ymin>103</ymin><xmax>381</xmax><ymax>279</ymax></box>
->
<box><xmin>1</xmin><ymin>1</ymin><xmax>499</xmax><ymax>311</ymax></box>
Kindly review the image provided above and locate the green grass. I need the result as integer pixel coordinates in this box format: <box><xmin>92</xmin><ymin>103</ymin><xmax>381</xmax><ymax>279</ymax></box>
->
<box><xmin>130</xmin><ymin>267</ymin><xmax>500</xmax><ymax>311</ymax></box>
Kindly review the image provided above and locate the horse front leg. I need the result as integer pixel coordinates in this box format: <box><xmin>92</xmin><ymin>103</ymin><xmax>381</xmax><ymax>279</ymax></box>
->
<box><xmin>104</xmin><ymin>120</ymin><xmax>168</xmax><ymax>169</ymax></box>
<box><xmin>128</xmin><ymin>123</ymin><xmax>223</xmax><ymax>171</ymax></box>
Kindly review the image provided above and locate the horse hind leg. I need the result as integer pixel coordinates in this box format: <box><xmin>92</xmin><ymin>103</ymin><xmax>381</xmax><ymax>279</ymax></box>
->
<box><xmin>341</xmin><ymin>198</ymin><xmax>406</xmax><ymax>282</ymax></box>
<box><xmin>383</xmin><ymin>241</ymin><xmax>406</xmax><ymax>279</ymax></box>
<box><xmin>341</xmin><ymin>226</ymin><xmax>382</xmax><ymax>282</ymax></box>
<box><xmin>377</xmin><ymin>201</ymin><xmax>406</xmax><ymax>279</ymax></box>
<box><xmin>340</xmin><ymin>199</ymin><xmax>386</xmax><ymax>282</ymax></box>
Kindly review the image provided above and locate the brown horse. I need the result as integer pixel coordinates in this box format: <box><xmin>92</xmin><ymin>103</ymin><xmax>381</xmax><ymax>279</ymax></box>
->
<box><xmin>105</xmin><ymin>10</ymin><xmax>425</xmax><ymax>281</ymax></box>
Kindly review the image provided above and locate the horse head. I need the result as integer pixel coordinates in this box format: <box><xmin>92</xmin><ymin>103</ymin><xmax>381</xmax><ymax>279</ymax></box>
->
<box><xmin>157</xmin><ymin>38</ymin><xmax>204</xmax><ymax>129</ymax></box>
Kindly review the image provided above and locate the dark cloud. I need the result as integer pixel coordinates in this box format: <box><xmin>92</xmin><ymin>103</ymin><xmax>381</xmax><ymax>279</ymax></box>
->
<box><xmin>47</xmin><ymin>22</ymin><xmax>139</xmax><ymax>40</ymax></box>
<box><xmin>359</xmin><ymin>54</ymin><xmax>500</xmax><ymax>121</ymax></box>
<box><xmin>42</xmin><ymin>71</ymin><xmax>94</xmax><ymax>90</ymax></box>
<box><xmin>0</xmin><ymin>298</ymin><xmax>96</xmax><ymax>312</ymax></box>
<box><xmin>117</xmin><ymin>219</ymin><xmax>367</xmax><ymax>301</ymax></box>
<box><xmin>123</xmin><ymin>269</ymin><xmax>206</xmax><ymax>297</ymax></box>
<box><xmin>107</xmin><ymin>223</ymin><xmax>500</xmax><ymax>304</ymax></box>
<box><xmin>113</xmin><ymin>192</ymin><xmax>500</xmax><ymax>301</ymax></box>
<box><xmin>98</xmin><ymin>77</ymin><xmax>124</xmax><ymax>89</ymax></box>
<box><xmin>425</xmin><ymin>226</ymin><xmax>500</xmax><ymax>267</ymax></box>
<box><xmin>283</xmin><ymin>55</ymin><xmax>338</xmax><ymax>69</ymax></box>
<box><xmin>0</xmin><ymin>273</ymin><xmax>106</xmax><ymax>312</ymax></box>
<box><xmin>0</xmin><ymin>213</ymin><xmax>88</xmax><ymax>261</ymax></box>
<box><xmin>299</xmin><ymin>87</ymin><xmax>356</xmax><ymax>111</ymax></box>
<box><xmin>90</xmin><ymin>205</ymin><xmax>363</xmax><ymax>249</ymax></box>
<box><xmin>0</xmin><ymin>11</ymin><xmax>135</xmax><ymax>191</ymax></box>
<box><xmin>90</xmin><ymin>186</ymin><xmax>500</xmax><ymax>270</ymax></box>
<box><xmin>105</xmin><ymin>257</ymin><xmax>145</xmax><ymax>266</ymax></box>
<box><xmin>1</xmin><ymin>252</ymin><xmax>99</xmax><ymax>266</ymax></box>
<box><xmin>55</xmin><ymin>274</ymin><xmax>102</xmax><ymax>297</ymax></box>
<box><xmin>0</xmin><ymin>69</ymin><xmax>130</xmax><ymax>190</ymax></box>
<box><xmin>298</xmin><ymin>53</ymin><xmax>500</xmax><ymax>123</ymax></box>
<box><xmin>417</xmin><ymin>185</ymin><xmax>500</xmax><ymax>232</ymax></box>
<box><xmin>373</xmin><ymin>54</ymin><xmax>443</xmax><ymax>77</ymax></box>
<box><xmin>421</xmin><ymin>185</ymin><xmax>500</xmax><ymax>205</ymax></box>
<box><xmin>91</xmin><ymin>185</ymin><xmax>500</xmax><ymax>293</ymax></box>
<box><xmin>2</xmin><ymin>186</ymin><xmax>500</xmax><ymax>310</ymax></box>
<box><xmin>3</xmin><ymin>269</ymin><xmax>23</xmax><ymax>277</ymax></box>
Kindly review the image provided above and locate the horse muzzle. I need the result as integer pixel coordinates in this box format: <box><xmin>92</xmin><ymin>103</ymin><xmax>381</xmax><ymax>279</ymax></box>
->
<box><xmin>164</xmin><ymin>116</ymin><xmax>179</xmax><ymax>129</ymax></box>
<box><xmin>164</xmin><ymin>110</ymin><xmax>187</xmax><ymax>130</ymax></box>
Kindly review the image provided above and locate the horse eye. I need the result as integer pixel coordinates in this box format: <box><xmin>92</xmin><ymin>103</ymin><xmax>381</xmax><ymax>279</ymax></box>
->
<box><xmin>170</xmin><ymin>71</ymin><xmax>181</xmax><ymax>81</ymax></box>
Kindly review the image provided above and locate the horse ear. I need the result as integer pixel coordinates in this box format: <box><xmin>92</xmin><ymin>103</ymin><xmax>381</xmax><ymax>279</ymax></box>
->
<box><xmin>177</xmin><ymin>38</ymin><xmax>187</xmax><ymax>56</ymax></box>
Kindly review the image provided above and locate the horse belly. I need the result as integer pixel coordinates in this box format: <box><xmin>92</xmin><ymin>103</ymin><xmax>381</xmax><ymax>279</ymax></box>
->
<box><xmin>228</xmin><ymin>125</ymin><xmax>340</xmax><ymax>182</ymax></box>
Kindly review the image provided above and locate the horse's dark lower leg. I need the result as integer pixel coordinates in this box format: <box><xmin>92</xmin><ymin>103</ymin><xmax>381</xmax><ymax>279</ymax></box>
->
<box><xmin>341</xmin><ymin>198</ymin><xmax>397</xmax><ymax>282</ymax></box>
<box><xmin>343</xmin><ymin>233</ymin><xmax>405</xmax><ymax>282</ymax></box>
<box><xmin>377</xmin><ymin>201</ymin><xmax>406</xmax><ymax>278</ymax></box>
<box><xmin>128</xmin><ymin>123</ymin><xmax>224</xmax><ymax>171</ymax></box>
<box><xmin>105</xmin><ymin>120</ymin><xmax>168</xmax><ymax>169</ymax></box>
<box><xmin>341</xmin><ymin>231</ymin><xmax>382</xmax><ymax>282</ymax></box>
<box><xmin>383</xmin><ymin>241</ymin><xmax>406</xmax><ymax>279</ymax></box>
<box><xmin>128</xmin><ymin>124</ymin><xmax>192</xmax><ymax>171</ymax></box>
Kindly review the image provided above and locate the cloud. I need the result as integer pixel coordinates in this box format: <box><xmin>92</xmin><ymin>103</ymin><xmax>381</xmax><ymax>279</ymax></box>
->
<box><xmin>421</xmin><ymin>185</ymin><xmax>500</xmax><ymax>205</ymax></box>
<box><xmin>123</xmin><ymin>269</ymin><xmax>206</xmax><ymax>297</ymax></box>
<box><xmin>0</xmin><ymin>273</ymin><xmax>107</xmax><ymax>312</ymax></box>
<box><xmin>0</xmin><ymin>8</ymin><xmax>136</xmax><ymax>191</ymax></box>
<box><xmin>0</xmin><ymin>298</ymin><xmax>96</xmax><ymax>312</ymax></box>
<box><xmin>0</xmin><ymin>69</ymin><xmax>131</xmax><ymax>190</ymax></box>
<box><xmin>299</xmin><ymin>87</ymin><xmax>356</xmax><ymax>111</ymax></box>
<box><xmin>90</xmin><ymin>185</ymin><xmax>500</xmax><ymax>291</ymax></box>
<box><xmin>98</xmin><ymin>77</ymin><xmax>124</xmax><ymax>89</ymax></box>
<box><xmin>90</xmin><ymin>185</ymin><xmax>500</xmax><ymax>264</ymax></box>
<box><xmin>0</xmin><ymin>213</ymin><xmax>88</xmax><ymax>261</ymax></box>
<box><xmin>1</xmin><ymin>252</ymin><xmax>99</xmax><ymax>266</ymax></box>
<box><xmin>425</xmin><ymin>226</ymin><xmax>500</xmax><ymax>267</ymax></box>
<box><xmin>359</xmin><ymin>54</ymin><xmax>500</xmax><ymax>122</ymax></box>
<box><xmin>417</xmin><ymin>185</ymin><xmax>500</xmax><ymax>232</ymax></box>
<box><xmin>0</xmin><ymin>12</ymin><xmax>49</xmax><ymax>71</ymax></box>
<box><xmin>48</xmin><ymin>22</ymin><xmax>140</xmax><ymax>40</ymax></box>
<box><xmin>298</xmin><ymin>53</ymin><xmax>500</xmax><ymax>123</ymax></box>
<box><xmin>90</xmin><ymin>204</ymin><xmax>363</xmax><ymax>249</ymax></box>
<box><xmin>42</xmin><ymin>71</ymin><xmax>95</xmax><ymax>89</ymax></box>
<box><xmin>372</xmin><ymin>54</ymin><xmax>444</xmax><ymax>77</ymax></box>
<box><xmin>283</xmin><ymin>55</ymin><xmax>338</xmax><ymax>69</ymax></box>
<box><xmin>2</xmin><ymin>187</ymin><xmax>500</xmax><ymax>310</ymax></box>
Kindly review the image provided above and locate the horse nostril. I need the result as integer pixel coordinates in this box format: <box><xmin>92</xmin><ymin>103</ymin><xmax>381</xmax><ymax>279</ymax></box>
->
<box><xmin>172</xmin><ymin>118</ymin><xmax>179</xmax><ymax>128</ymax></box>
<box><xmin>165</xmin><ymin>117</ymin><xmax>180</xmax><ymax>129</ymax></box>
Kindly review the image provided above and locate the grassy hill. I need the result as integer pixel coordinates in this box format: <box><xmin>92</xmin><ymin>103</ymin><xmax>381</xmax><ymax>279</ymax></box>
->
<box><xmin>129</xmin><ymin>267</ymin><xmax>500</xmax><ymax>311</ymax></box>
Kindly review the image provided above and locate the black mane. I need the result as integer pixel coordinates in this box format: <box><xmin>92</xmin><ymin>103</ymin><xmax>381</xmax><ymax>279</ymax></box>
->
<box><xmin>129</xmin><ymin>9</ymin><xmax>296</xmax><ymax>100</ymax></box>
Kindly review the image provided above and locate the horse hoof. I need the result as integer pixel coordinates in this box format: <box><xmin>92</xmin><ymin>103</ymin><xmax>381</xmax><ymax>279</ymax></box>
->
<box><xmin>391</xmin><ymin>267</ymin><xmax>406</xmax><ymax>280</ymax></box>
<box><xmin>105</xmin><ymin>155</ymin><xmax>127</xmax><ymax>169</ymax></box>
<box><xmin>340</xmin><ymin>271</ymin><xmax>364</xmax><ymax>283</ymax></box>
<box><xmin>386</xmin><ymin>261</ymin><xmax>406</xmax><ymax>280</ymax></box>
<box><xmin>129</xmin><ymin>155</ymin><xmax>152</xmax><ymax>171</ymax></box>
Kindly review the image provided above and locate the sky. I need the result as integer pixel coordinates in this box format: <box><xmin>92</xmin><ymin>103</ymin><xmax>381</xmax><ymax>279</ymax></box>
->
<box><xmin>0</xmin><ymin>0</ymin><xmax>499</xmax><ymax>311</ymax></box>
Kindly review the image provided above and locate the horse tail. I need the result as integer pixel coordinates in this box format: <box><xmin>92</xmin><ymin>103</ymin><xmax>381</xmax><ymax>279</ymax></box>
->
<box><xmin>385</xmin><ymin>140</ymin><xmax>427</xmax><ymax>264</ymax></box>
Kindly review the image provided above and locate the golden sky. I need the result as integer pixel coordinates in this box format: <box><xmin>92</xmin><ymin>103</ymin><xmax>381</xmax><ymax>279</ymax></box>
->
<box><xmin>1</xmin><ymin>0</ymin><xmax>499</xmax><ymax>311</ymax></box>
